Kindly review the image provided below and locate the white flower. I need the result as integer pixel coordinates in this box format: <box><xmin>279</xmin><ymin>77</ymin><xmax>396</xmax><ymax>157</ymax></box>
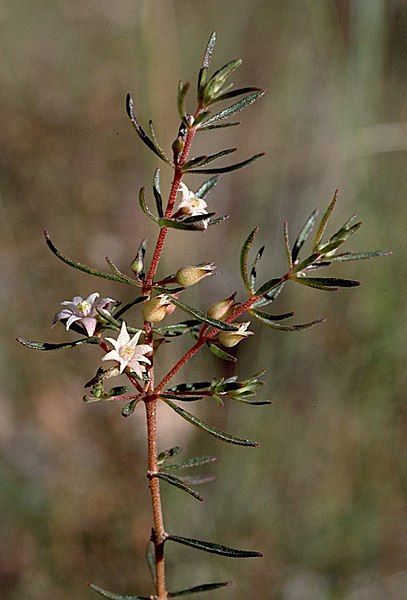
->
<box><xmin>53</xmin><ymin>293</ymin><xmax>116</xmax><ymax>337</ymax></box>
<box><xmin>102</xmin><ymin>321</ymin><xmax>153</xmax><ymax>377</ymax></box>
<box><xmin>176</xmin><ymin>182</ymin><xmax>208</xmax><ymax>217</ymax></box>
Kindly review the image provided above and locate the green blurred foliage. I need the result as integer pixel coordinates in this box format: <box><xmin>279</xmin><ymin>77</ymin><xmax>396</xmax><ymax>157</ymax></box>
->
<box><xmin>1</xmin><ymin>1</ymin><xmax>406</xmax><ymax>599</ymax></box>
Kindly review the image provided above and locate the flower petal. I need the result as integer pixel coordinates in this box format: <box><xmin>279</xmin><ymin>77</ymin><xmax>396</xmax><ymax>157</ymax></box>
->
<box><xmin>82</xmin><ymin>317</ymin><xmax>97</xmax><ymax>337</ymax></box>
<box><xmin>66</xmin><ymin>315</ymin><xmax>81</xmax><ymax>330</ymax></box>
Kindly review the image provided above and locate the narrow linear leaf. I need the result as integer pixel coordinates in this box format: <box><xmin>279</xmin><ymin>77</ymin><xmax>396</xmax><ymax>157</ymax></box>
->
<box><xmin>208</xmin><ymin>59</ymin><xmax>242</xmax><ymax>91</ymax></box>
<box><xmin>167</xmin><ymin>535</ymin><xmax>262</xmax><ymax>558</ymax></box>
<box><xmin>168</xmin><ymin>582</ymin><xmax>231</xmax><ymax>597</ymax></box>
<box><xmin>252</xmin><ymin>282</ymin><xmax>285</xmax><ymax>307</ymax></box>
<box><xmin>249</xmin><ymin>310</ymin><xmax>294</xmax><ymax>322</ymax></box>
<box><xmin>44</xmin><ymin>232</ymin><xmax>140</xmax><ymax>286</ymax></box>
<box><xmin>182</xmin><ymin>212</ymin><xmax>216</xmax><ymax>224</ymax></box>
<box><xmin>208</xmin><ymin>215</ymin><xmax>229</xmax><ymax>226</ymax></box>
<box><xmin>195</xmin><ymin>176</ymin><xmax>219</xmax><ymax>198</ymax></box>
<box><xmin>163</xmin><ymin>399</ymin><xmax>259</xmax><ymax>447</ymax></box>
<box><xmin>157</xmin><ymin>446</ymin><xmax>183</xmax><ymax>466</ymax></box>
<box><xmin>164</xmin><ymin>456</ymin><xmax>217</xmax><ymax>471</ymax></box>
<box><xmin>152</xmin><ymin>472</ymin><xmax>204</xmax><ymax>501</ymax></box>
<box><xmin>114</xmin><ymin>295</ymin><xmax>148</xmax><ymax>319</ymax></box>
<box><xmin>231</xmin><ymin>397</ymin><xmax>271</xmax><ymax>405</ymax></box>
<box><xmin>187</xmin><ymin>153</ymin><xmax>265</xmax><ymax>174</ymax></box>
<box><xmin>250</xmin><ymin>245</ymin><xmax>265</xmax><ymax>290</ymax></box>
<box><xmin>168</xmin><ymin>296</ymin><xmax>238</xmax><ymax>331</ymax></box>
<box><xmin>121</xmin><ymin>398</ymin><xmax>140</xmax><ymax>417</ymax></box>
<box><xmin>183</xmin><ymin>148</ymin><xmax>237</xmax><ymax>172</ymax></box>
<box><xmin>255</xmin><ymin>276</ymin><xmax>285</xmax><ymax>297</ymax></box>
<box><xmin>168</xmin><ymin>382</ymin><xmax>211</xmax><ymax>393</ymax></box>
<box><xmin>154</xmin><ymin>320</ymin><xmax>201</xmax><ymax>337</ymax></box>
<box><xmin>283</xmin><ymin>221</ymin><xmax>293</xmax><ymax>269</ymax></box>
<box><xmin>105</xmin><ymin>258</ymin><xmax>139</xmax><ymax>286</ymax></box>
<box><xmin>177</xmin><ymin>81</ymin><xmax>190</xmax><ymax>122</ymax></box>
<box><xmin>295</xmin><ymin>276</ymin><xmax>361</xmax><ymax>291</ymax></box>
<box><xmin>294</xmin><ymin>277</ymin><xmax>338</xmax><ymax>291</ymax></box>
<box><xmin>139</xmin><ymin>187</ymin><xmax>159</xmax><ymax>223</ymax></box>
<box><xmin>292</xmin><ymin>209</ymin><xmax>319</xmax><ymax>262</ymax></box>
<box><xmin>160</xmin><ymin>393</ymin><xmax>203</xmax><ymax>402</ymax></box>
<box><xmin>17</xmin><ymin>337</ymin><xmax>99</xmax><ymax>351</ymax></box>
<box><xmin>240</xmin><ymin>227</ymin><xmax>258</xmax><ymax>291</ymax></box>
<box><xmin>249</xmin><ymin>309</ymin><xmax>325</xmax><ymax>331</ymax></box>
<box><xmin>199</xmin><ymin>121</ymin><xmax>240</xmax><ymax>131</ymax></box>
<box><xmin>206</xmin><ymin>342</ymin><xmax>237</xmax><ymax>362</ymax></box>
<box><xmin>88</xmin><ymin>583</ymin><xmax>148</xmax><ymax>600</ymax></box>
<box><xmin>153</xmin><ymin>168</ymin><xmax>164</xmax><ymax>218</ymax></box>
<box><xmin>326</xmin><ymin>250</ymin><xmax>392</xmax><ymax>262</ymax></box>
<box><xmin>200</xmin><ymin>90</ymin><xmax>265</xmax><ymax>127</ymax></box>
<box><xmin>313</xmin><ymin>190</ymin><xmax>338</xmax><ymax>250</ymax></box>
<box><xmin>148</xmin><ymin>120</ymin><xmax>172</xmax><ymax>164</ymax></box>
<box><xmin>126</xmin><ymin>93</ymin><xmax>171</xmax><ymax>164</ymax></box>
<box><xmin>158</xmin><ymin>218</ymin><xmax>209</xmax><ymax>231</ymax></box>
<box><xmin>210</xmin><ymin>86</ymin><xmax>262</xmax><ymax>104</ymax></box>
<box><xmin>198</xmin><ymin>32</ymin><xmax>216</xmax><ymax>95</ymax></box>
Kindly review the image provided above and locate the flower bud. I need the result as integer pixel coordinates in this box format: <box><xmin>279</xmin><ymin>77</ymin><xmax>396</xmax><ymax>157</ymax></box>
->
<box><xmin>175</xmin><ymin>263</ymin><xmax>216</xmax><ymax>287</ymax></box>
<box><xmin>207</xmin><ymin>293</ymin><xmax>236</xmax><ymax>321</ymax></box>
<box><xmin>142</xmin><ymin>294</ymin><xmax>175</xmax><ymax>323</ymax></box>
<box><xmin>218</xmin><ymin>322</ymin><xmax>254</xmax><ymax>348</ymax></box>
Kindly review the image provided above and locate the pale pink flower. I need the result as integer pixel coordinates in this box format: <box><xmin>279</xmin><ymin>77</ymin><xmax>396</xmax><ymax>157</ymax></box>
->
<box><xmin>53</xmin><ymin>293</ymin><xmax>116</xmax><ymax>337</ymax></box>
<box><xmin>102</xmin><ymin>321</ymin><xmax>153</xmax><ymax>377</ymax></box>
<box><xmin>176</xmin><ymin>182</ymin><xmax>208</xmax><ymax>217</ymax></box>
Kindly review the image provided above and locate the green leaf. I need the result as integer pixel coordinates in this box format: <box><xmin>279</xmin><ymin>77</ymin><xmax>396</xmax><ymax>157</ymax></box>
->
<box><xmin>168</xmin><ymin>382</ymin><xmax>211</xmax><ymax>393</ymax></box>
<box><xmin>121</xmin><ymin>399</ymin><xmax>140</xmax><ymax>417</ymax></box>
<box><xmin>195</xmin><ymin>176</ymin><xmax>219</xmax><ymax>198</ymax></box>
<box><xmin>17</xmin><ymin>336</ymin><xmax>99</xmax><ymax>351</ymax></box>
<box><xmin>157</xmin><ymin>446</ymin><xmax>183</xmax><ymax>466</ymax></box>
<box><xmin>326</xmin><ymin>250</ymin><xmax>392</xmax><ymax>262</ymax></box>
<box><xmin>44</xmin><ymin>232</ymin><xmax>140</xmax><ymax>286</ymax></box>
<box><xmin>250</xmin><ymin>245</ymin><xmax>265</xmax><ymax>290</ymax></box>
<box><xmin>206</xmin><ymin>342</ymin><xmax>237</xmax><ymax>362</ymax></box>
<box><xmin>255</xmin><ymin>276</ymin><xmax>285</xmax><ymax>297</ymax></box>
<box><xmin>199</xmin><ymin>121</ymin><xmax>240</xmax><ymax>131</ymax></box>
<box><xmin>126</xmin><ymin>93</ymin><xmax>172</xmax><ymax>165</ymax></box>
<box><xmin>163</xmin><ymin>456</ymin><xmax>217</xmax><ymax>471</ymax></box>
<box><xmin>148</xmin><ymin>120</ymin><xmax>172</xmax><ymax>165</ymax></box>
<box><xmin>153</xmin><ymin>168</ymin><xmax>164</xmax><ymax>218</ymax></box>
<box><xmin>139</xmin><ymin>187</ymin><xmax>159</xmax><ymax>223</ymax></box>
<box><xmin>168</xmin><ymin>582</ymin><xmax>231</xmax><ymax>597</ymax></box>
<box><xmin>294</xmin><ymin>276</ymin><xmax>361</xmax><ymax>291</ymax></box>
<box><xmin>182</xmin><ymin>148</ymin><xmax>237</xmax><ymax>172</ymax></box>
<box><xmin>152</xmin><ymin>472</ymin><xmax>204</xmax><ymax>501</ymax></box>
<box><xmin>240</xmin><ymin>227</ymin><xmax>258</xmax><ymax>291</ymax></box>
<box><xmin>163</xmin><ymin>399</ymin><xmax>259</xmax><ymax>447</ymax></box>
<box><xmin>154</xmin><ymin>320</ymin><xmax>201</xmax><ymax>337</ymax></box>
<box><xmin>104</xmin><ymin>258</ymin><xmax>140</xmax><ymax>287</ymax></box>
<box><xmin>167</xmin><ymin>296</ymin><xmax>238</xmax><ymax>331</ymax></box>
<box><xmin>167</xmin><ymin>535</ymin><xmax>262</xmax><ymax>558</ymax></box>
<box><xmin>292</xmin><ymin>209</ymin><xmax>318</xmax><ymax>262</ymax></box>
<box><xmin>231</xmin><ymin>397</ymin><xmax>271</xmax><ymax>406</ymax></box>
<box><xmin>198</xmin><ymin>31</ymin><xmax>216</xmax><ymax>96</ymax></box>
<box><xmin>178</xmin><ymin>81</ymin><xmax>190</xmax><ymax>122</ymax></box>
<box><xmin>249</xmin><ymin>309</ymin><xmax>325</xmax><ymax>331</ymax></box>
<box><xmin>182</xmin><ymin>212</ymin><xmax>216</xmax><ymax>224</ymax></box>
<box><xmin>88</xmin><ymin>583</ymin><xmax>148</xmax><ymax>600</ymax></box>
<box><xmin>158</xmin><ymin>217</ymin><xmax>209</xmax><ymax>231</ymax></box>
<box><xmin>199</xmin><ymin>90</ymin><xmax>265</xmax><ymax>127</ymax></box>
<box><xmin>96</xmin><ymin>308</ymin><xmax>142</xmax><ymax>334</ymax></box>
<box><xmin>114</xmin><ymin>295</ymin><xmax>148</xmax><ymax>319</ymax></box>
<box><xmin>186</xmin><ymin>153</ymin><xmax>265</xmax><ymax>175</ymax></box>
<box><xmin>252</xmin><ymin>282</ymin><xmax>285</xmax><ymax>307</ymax></box>
<box><xmin>283</xmin><ymin>221</ymin><xmax>293</xmax><ymax>269</ymax></box>
<box><xmin>210</xmin><ymin>86</ymin><xmax>263</xmax><ymax>104</ymax></box>
<box><xmin>160</xmin><ymin>393</ymin><xmax>203</xmax><ymax>402</ymax></box>
<box><xmin>313</xmin><ymin>189</ymin><xmax>338</xmax><ymax>250</ymax></box>
<box><xmin>207</xmin><ymin>215</ymin><xmax>229</xmax><ymax>227</ymax></box>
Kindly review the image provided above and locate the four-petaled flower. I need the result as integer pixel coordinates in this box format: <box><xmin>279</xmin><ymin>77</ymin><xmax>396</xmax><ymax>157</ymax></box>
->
<box><xmin>176</xmin><ymin>183</ymin><xmax>208</xmax><ymax>219</ymax></box>
<box><xmin>102</xmin><ymin>321</ymin><xmax>153</xmax><ymax>377</ymax></box>
<box><xmin>53</xmin><ymin>293</ymin><xmax>116</xmax><ymax>337</ymax></box>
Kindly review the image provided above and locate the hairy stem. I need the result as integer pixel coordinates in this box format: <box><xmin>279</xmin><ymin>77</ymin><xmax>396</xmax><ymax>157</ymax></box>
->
<box><xmin>145</xmin><ymin>398</ymin><xmax>167</xmax><ymax>599</ymax></box>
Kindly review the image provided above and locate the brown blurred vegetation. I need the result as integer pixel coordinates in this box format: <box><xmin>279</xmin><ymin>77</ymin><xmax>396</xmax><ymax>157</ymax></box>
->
<box><xmin>1</xmin><ymin>1</ymin><xmax>406</xmax><ymax>599</ymax></box>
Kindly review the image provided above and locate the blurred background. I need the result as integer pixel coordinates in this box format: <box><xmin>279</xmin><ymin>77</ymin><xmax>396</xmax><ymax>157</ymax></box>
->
<box><xmin>1</xmin><ymin>1</ymin><xmax>406</xmax><ymax>598</ymax></box>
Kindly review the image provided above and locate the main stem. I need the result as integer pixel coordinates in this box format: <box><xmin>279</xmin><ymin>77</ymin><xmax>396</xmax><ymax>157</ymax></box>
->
<box><xmin>145</xmin><ymin>398</ymin><xmax>167</xmax><ymax>599</ymax></box>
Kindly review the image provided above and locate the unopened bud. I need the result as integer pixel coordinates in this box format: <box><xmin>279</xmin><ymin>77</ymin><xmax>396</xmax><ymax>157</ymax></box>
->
<box><xmin>207</xmin><ymin>293</ymin><xmax>236</xmax><ymax>320</ymax></box>
<box><xmin>218</xmin><ymin>322</ymin><xmax>254</xmax><ymax>348</ymax></box>
<box><xmin>142</xmin><ymin>294</ymin><xmax>175</xmax><ymax>323</ymax></box>
<box><xmin>175</xmin><ymin>263</ymin><xmax>216</xmax><ymax>287</ymax></box>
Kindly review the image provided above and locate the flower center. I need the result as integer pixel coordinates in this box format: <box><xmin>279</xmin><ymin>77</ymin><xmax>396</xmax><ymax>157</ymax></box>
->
<box><xmin>119</xmin><ymin>345</ymin><xmax>135</xmax><ymax>361</ymax></box>
<box><xmin>76</xmin><ymin>300</ymin><xmax>92</xmax><ymax>316</ymax></box>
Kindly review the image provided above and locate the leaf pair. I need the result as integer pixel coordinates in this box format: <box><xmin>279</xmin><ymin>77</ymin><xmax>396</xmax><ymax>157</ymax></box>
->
<box><xmin>89</xmin><ymin>581</ymin><xmax>231</xmax><ymax>599</ymax></box>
